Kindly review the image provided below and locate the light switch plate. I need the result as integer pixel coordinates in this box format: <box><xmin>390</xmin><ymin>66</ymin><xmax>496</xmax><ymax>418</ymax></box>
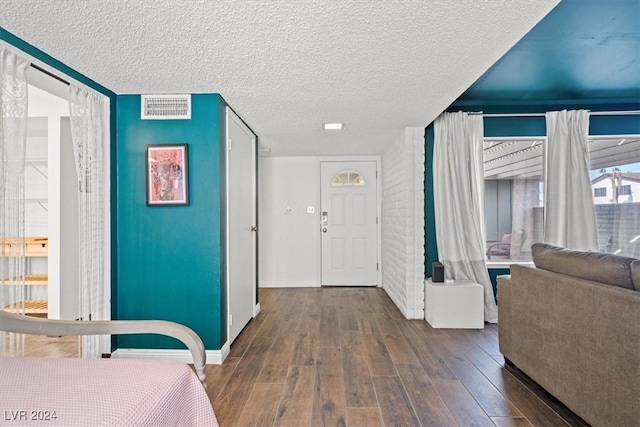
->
<box><xmin>307</xmin><ymin>206</ymin><xmax>315</xmax><ymax>214</ymax></box>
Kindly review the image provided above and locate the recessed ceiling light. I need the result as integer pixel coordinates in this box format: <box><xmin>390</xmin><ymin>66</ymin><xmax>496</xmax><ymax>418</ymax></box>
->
<box><xmin>323</xmin><ymin>123</ymin><xmax>344</xmax><ymax>130</ymax></box>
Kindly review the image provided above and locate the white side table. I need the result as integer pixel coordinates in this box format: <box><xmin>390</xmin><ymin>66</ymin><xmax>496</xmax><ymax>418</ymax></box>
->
<box><xmin>424</xmin><ymin>278</ymin><xmax>484</xmax><ymax>329</ymax></box>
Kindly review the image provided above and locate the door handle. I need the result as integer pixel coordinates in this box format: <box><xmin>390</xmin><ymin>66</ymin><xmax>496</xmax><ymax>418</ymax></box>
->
<box><xmin>251</xmin><ymin>226</ymin><xmax>257</xmax><ymax>232</ymax></box>
<box><xmin>322</xmin><ymin>228</ymin><xmax>327</xmax><ymax>233</ymax></box>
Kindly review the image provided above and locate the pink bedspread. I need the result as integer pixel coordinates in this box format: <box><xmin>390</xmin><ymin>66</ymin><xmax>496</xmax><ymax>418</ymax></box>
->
<box><xmin>0</xmin><ymin>357</ymin><xmax>218</xmax><ymax>426</ymax></box>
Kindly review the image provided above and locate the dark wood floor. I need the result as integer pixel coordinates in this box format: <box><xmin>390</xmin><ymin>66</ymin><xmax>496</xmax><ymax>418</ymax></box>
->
<box><xmin>205</xmin><ymin>287</ymin><xmax>583</xmax><ymax>427</ymax></box>
<box><xmin>5</xmin><ymin>287</ymin><xmax>582</xmax><ymax>426</ymax></box>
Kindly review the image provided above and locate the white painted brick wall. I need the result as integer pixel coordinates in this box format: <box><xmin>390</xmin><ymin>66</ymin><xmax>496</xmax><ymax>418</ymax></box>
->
<box><xmin>381</xmin><ymin>128</ymin><xmax>425</xmax><ymax>319</ymax></box>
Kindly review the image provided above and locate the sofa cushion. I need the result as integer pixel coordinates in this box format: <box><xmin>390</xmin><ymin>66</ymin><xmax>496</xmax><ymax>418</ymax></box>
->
<box><xmin>532</xmin><ymin>243</ymin><xmax>636</xmax><ymax>290</ymax></box>
<box><xmin>630</xmin><ymin>260</ymin><xmax>640</xmax><ymax>292</ymax></box>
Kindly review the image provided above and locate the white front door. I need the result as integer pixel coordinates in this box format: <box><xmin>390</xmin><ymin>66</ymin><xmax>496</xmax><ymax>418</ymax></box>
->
<box><xmin>321</xmin><ymin>161</ymin><xmax>378</xmax><ymax>286</ymax></box>
<box><xmin>226</xmin><ymin>107</ymin><xmax>257</xmax><ymax>343</ymax></box>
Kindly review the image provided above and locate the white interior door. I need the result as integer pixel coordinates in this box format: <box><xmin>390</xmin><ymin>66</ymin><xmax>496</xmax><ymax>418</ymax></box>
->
<box><xmin>226</xmin><ymin>107</ymin><xmax>257</xmax><ymax>343</ymax></box>
<box><xmin>321</xmin><ymin>161</ymin><xmax>378</xmax><ymax>286</ymax></box>
<box><xmin>56</xmin><ymin>117</ymin><xmax>80</xmax><ymax>320</ymax></box>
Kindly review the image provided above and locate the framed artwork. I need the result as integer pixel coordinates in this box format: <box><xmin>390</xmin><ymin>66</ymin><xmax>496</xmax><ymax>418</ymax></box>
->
<box><xmin>146</xmin><ymin>144</ymin><xmax>189</xmax><ymax>206</ymax></box>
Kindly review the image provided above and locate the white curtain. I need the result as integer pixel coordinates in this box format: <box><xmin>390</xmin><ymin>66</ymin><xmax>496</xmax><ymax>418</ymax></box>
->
<box><xmin>434</xmin><ymin>112</ymin><xmax>498</xmax><ymax>323</ymax></box>
<box><xmin>0</xmin><ymin>47</ymin><xmax>30</xmax><ymax>356</ymax></box>
<box><xmin>544</xmin><ymin>110</ymin><xmax>598</xmax><ymax>250</ymax></box>
<box><xmin>69</xmin><ymin>85</ymin><xmax>108</xmax><ymax>358</ymax></box>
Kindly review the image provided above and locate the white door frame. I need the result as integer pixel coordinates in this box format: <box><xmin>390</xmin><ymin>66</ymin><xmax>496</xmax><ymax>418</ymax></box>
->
<box><xmin>225</xmin><ymin>107</ymin><xmax>259</xmax><ymax>346</ymax></box>
<box><xmin>317</xmin><ymin>155</ymin><xmax>382</xmax><ymax>287</ymax></box>
<box><xmin>4</xmin><ymin>41</ymin><xmax>112</xmax><ymax>355</ymax></box>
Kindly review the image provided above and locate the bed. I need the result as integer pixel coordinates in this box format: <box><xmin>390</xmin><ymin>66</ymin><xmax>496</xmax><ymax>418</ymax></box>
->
<box><xmin>0</xmin><ymin>310</ymin><xmax>218</xmax><ymax>426</ymax></box>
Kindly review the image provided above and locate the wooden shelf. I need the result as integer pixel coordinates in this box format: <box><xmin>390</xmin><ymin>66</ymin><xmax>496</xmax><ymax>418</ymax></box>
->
<box><xmin>3</xmin><ymin>300</ymin><xmax>48</xmax><ymax>315</ymax></box>
<box><xmin>2</xmin><ymin>237</ymin><xmax>48</xmax><ymax>257</ymax></box>
<box><xmin>2</xmin><ymin>274</ymin><xmax>48</xmax><ymax>286</ymax></box>
<box><xmin>2</xmin><ymin>237</ymin><xmax>49</xmax><ymax>316</ymax></box>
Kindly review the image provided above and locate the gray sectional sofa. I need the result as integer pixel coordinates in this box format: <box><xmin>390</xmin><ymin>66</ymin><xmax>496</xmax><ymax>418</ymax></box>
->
<box><xmin>498</xmin><ymin>243</ymin><xmax>640</xmax><ymax>427</ymax></box>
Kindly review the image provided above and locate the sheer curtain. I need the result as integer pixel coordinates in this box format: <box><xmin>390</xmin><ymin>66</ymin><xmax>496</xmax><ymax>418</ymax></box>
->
<box><xmin>434</xmin><ymin>112</ymin><xmax>498</xmax><ymax>323</ymax></box>
<box><xmin>69</xmin><ymin>85</ymin><xmax>108</xmax><ymax>358</ymax></box>
<box><xmin>544</xmin><ymin>110</ymin><xmax>598</xmax><ymax>250</ymax></box>
<box><xmin>0</xmin><ymin>47</ymin><xmax>30</xmax><ymax>356</ymax></box>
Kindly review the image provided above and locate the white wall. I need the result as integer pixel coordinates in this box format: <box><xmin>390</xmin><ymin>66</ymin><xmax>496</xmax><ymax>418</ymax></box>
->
<box><xmin>24</xmin><ymin>119</ymin><xmax>49</xmax><ymax>237</ymax></box>
<box><xmin>259</xmin><ymin>157</ymin><xmax>321</xmax><ymax>286</ymax></box>
<box><xmin>259</xmin><ymin>136</ymin><xmax>426</xmax><ymax>318</ymax></box>
<box><xmin>381</xmin><ymin>127</ymin><xmax>425</xmax><ymax>319</ymax></box>
<box><xmin>25</xmin><ymin>85</ymin><xmax>70</xmax><ymax>315</ymax></box>
<box><xmin>259</xmin><ymin>155</ymin><xmax>382</xmax><ymax>287</ymax></box>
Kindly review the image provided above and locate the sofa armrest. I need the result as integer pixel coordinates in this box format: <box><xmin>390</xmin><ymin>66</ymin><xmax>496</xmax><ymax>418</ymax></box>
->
<box><xmin>499</xmin><ymin>264</ymin><xmax>640</xmax><ymax>427</ymax></box>
<box><xmin>496</xmin><ymin>274</ymin><xmax>513</xmax><ymax>358</ymax></box>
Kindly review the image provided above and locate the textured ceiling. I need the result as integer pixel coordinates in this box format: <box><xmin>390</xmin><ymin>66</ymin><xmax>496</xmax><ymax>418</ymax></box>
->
<box><xmin>0</xmin><ymin>0</ymin><xmax>560</xmax><ymax>156</ymax></box>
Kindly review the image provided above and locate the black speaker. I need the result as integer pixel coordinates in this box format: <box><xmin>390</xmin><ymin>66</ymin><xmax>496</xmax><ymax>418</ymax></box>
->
<box><xmin>432</xmin><ymin>262</ymin><xmax>444</xmax><ymax>283</ymax></box>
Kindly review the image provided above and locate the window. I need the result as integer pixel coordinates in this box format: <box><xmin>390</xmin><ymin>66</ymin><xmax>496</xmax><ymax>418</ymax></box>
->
<box><xmin>483</xmin><ymin>138</ymin><xmax>544</xmax><ymax>262</ymax></box>
<box><xmin>484</xmin><ymin>134</ymin><xmax>640</xmax><ymax>261</ymax></box>
<box><xmin>594</xmin><ymin>187</ymin><xmax>606</xmax><ymax>197</ymax></box>
<box><xmin>331</xmin><ymin>170</ymin><xmax>365</xmax><ymax>187</ymax></box>
<box><xmin>589</xmin><ymin>136</ymin><xmax>640</xmax><ymax>257</ymax></box>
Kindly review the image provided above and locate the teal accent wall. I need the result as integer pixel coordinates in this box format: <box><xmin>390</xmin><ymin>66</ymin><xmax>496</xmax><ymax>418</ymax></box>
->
<box><xmin>1</xmin><ymin>27</ymin><xmax>120</xmax><ymax>348</ymax></box>
<box><xmin>450</xmin><ymin>102</ymin><xmax>640</xmax><ymax>138</ymax></box>
<box><xmin>3</xmin><ymin>26</ymin><xmax>236</xmax><ymax>351</ymax></box>
<box><xmin>117</xmin><ymin>94</ymin><xmax>226</xmax><ymax>350</ymax></box>
<box><xmin>489</xmin><ymin>268</ymin><xmax>510</xmax><ymax>301</ymax></box>
<box><xmin>483</xmin><ymin>116</ymin><xmax>545</xmax><ymax>138</ymax></box>
<box><xmin>424</xmin><ymin>124</ymin><xmax>438</xmax><ymax>271</ymax></box>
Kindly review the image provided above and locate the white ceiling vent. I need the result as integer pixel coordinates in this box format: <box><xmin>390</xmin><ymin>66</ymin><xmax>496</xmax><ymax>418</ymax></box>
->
<box><xmin>141</xmin><ymin>94</ymin><xmax>191</xmax><ymax>120</ymax></box>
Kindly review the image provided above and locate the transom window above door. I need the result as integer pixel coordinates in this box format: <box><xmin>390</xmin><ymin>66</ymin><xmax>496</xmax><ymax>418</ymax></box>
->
<box><xmin>331</xmin><ymin>170</ymin><xmax>365</xmax><ymax>187</ymax></box>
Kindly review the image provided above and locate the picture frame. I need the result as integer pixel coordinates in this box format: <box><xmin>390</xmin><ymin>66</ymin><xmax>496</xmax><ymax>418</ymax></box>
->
<box><xmin>146</xmin><ymin>143</ymin><xmax>189</xmax><ymax>206</ymax></box>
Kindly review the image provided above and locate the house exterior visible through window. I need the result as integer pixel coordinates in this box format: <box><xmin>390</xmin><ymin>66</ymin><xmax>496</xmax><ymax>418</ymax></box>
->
<box><xmin>594</xmin><ymin>187</ymin><xmax>607</xmax><ymax>197</ymax></box>
<box><xmin>588</xmin><ymin>137</ymin><xmax>640</xmax><ymax>256</ymax></box>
